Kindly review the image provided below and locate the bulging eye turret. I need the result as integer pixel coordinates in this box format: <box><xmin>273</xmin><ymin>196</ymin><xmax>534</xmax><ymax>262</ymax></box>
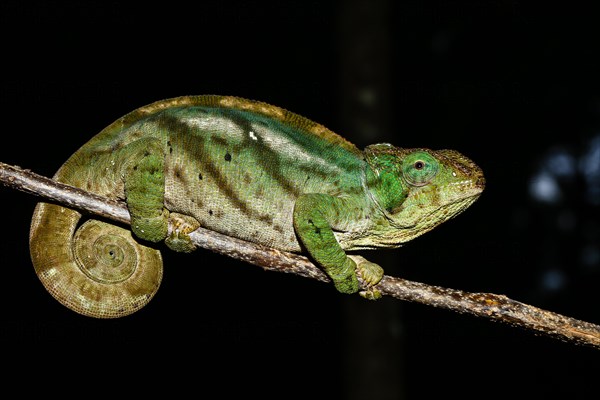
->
<box><xmin>402</xmin><ymin>151</ymin><xmax>439</xmax><ymax>186</ymax></box>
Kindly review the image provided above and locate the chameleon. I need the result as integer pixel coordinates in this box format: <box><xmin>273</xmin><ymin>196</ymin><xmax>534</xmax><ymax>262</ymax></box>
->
<box><xmin>29</xmin><ymin>95</ymin><xmax>485</xmax><ymax>318</ymax></box>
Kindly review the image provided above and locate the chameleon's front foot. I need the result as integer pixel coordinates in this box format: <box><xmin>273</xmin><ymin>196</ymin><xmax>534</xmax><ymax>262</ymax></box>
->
<box><xmin>348</xmin><ymin>255</ymin><xmax>384</xmax><ymax>300</ymax></box>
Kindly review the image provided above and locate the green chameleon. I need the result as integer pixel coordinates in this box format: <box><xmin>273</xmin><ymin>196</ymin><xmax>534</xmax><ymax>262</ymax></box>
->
<box><xmin>29</xmin><ymin>95</ymin><xmax>485</xmax><ymax>318</ymax></box>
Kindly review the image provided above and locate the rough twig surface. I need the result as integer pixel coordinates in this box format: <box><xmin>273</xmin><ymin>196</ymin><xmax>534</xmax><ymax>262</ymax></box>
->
<box><xmin>2</xmin><ymin>161</ymin><xmax>599</xmax><ymax>348</ymax></box>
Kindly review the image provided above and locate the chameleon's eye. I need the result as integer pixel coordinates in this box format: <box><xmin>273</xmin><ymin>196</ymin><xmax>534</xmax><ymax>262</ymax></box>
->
<box><xmin>402</xmin><ymin>151</ymin><xmax>439</xmax><ymax>186</ymax></box>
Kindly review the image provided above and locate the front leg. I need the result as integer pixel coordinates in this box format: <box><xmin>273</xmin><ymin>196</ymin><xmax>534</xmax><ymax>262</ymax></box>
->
<box><xmin>293</xmin><ymin>193</ymin><xmax>383</xmax><ymax>296</ymax></box>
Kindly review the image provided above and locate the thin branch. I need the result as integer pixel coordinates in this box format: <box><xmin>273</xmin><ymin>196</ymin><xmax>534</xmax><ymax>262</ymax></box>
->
<box><xmin>2</xmin><ymin>161</ymin><xmax>600</xmax><ymax>349</ymax></box>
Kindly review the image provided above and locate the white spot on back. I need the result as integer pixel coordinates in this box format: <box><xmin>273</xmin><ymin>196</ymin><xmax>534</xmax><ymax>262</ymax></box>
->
<box><xmin>180</xmin><ymin>116</ymin><xmax>244</xmax><ymax>140</ymax></box>
<box><xmin>250</xmin><ymin>122</ymin><xmax>344</xmax><ymax>173</ymax></box>
<box><xmin>249</xmin><ymin>130</ymin><xmax>258</xmax><ymax>141</ymax></box>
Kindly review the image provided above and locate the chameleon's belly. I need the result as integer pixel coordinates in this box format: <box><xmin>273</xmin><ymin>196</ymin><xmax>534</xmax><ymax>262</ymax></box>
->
<box><xmin>166</xmin><ymin>171</ymin><xmax>302</xmax><ymax>251</ymax></box>
<box><xmin>160</xmin><ymin>106</ymin><xmax>366</xmax><ymax>252</ymax></box>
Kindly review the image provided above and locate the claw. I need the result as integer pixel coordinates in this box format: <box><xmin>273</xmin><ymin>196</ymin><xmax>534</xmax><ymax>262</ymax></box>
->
<box><xmin>359</xmin><ymin>289</ymin><xmax>382</xmax><ymax>300</ymax></box>
<box><xmin>348</xmin><ymin>255</ymin><xmax>384</xmax><ymax>300</ymax></box>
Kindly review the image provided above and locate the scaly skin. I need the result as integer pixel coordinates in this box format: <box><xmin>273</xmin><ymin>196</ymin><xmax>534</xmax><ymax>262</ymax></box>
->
<box><xmin>29</xmin><ymin>95</ymin><xmax>485</xmax><ymax>318</ymax></box>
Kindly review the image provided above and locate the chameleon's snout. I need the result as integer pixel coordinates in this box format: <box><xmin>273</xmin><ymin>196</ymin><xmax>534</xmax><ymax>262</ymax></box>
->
<box><xmin>468</xmin><ymin>159</ymin><xmax>486</xmax><ymax>194</ymax></box>
<box><xmin>436</xmin><ymin>149</ymin><xmax>485</xmax><ymax>194</ymax></box>
<box><xmin>475</xmin><ymin>174</ymin><xmax>486</xmax><ymax>191</ymax></box>
<box><xmin>466</xmin><ymin>160</ymin><xmax>485</xmax><ymax>193</ymax></box>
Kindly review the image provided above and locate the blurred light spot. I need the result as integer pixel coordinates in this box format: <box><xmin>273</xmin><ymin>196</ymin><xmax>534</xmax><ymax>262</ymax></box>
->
<box><xmin>579</xmin><ymin>135</ymin><xmax>600</xmax><ymax>205</ymax></box>
<box><xmin>580</xmin><ymin>135</ymin><xmax>600</xmax><ymax>173</ymax></box>
<box><xmin>358</xmin><ymin>87</ymin><xmax>377</xmax><ymax>107</ymax></box>
<box><xmin>529</xmin><ymin>172</ymin><xmax>561</xmax><ymax>203</ymax></box>
<box><xmin>540</xmin><ymin>268</ymin><xmax>566</xmax><ymax>291</ymax></box>
<box><xmin>546</xmin><ymin>148</ymin><xmax>576</xmax><ymax>177</ymax></box>
<box><xmin>581</xmin><ymin>245</ymin><xmax>600</xmax><ymax>270</ymax></box>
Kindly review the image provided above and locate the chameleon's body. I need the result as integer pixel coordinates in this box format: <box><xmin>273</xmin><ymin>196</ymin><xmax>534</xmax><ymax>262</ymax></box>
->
<box><xmin>29</xmin><ymin>95</ymin><xmax>485</xmax><ymax>318</ymax></box>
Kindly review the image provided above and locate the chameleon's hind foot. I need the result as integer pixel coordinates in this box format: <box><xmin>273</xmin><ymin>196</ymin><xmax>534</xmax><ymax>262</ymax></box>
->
<box><xmin>165</xmin><ymin>212</ymin><xmax>201</xmax><ymax>253</ymax></box>
<box><xmin>348</xmin><ymin>255</ymin><xmax>383</xmax><ymax>300</ymax></box>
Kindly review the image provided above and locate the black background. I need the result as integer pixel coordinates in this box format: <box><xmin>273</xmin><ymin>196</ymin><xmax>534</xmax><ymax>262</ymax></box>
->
<box><xmin>0</xmin><ymin>1</ymin><xmax>598</xmax><ymax>398</ymax></box>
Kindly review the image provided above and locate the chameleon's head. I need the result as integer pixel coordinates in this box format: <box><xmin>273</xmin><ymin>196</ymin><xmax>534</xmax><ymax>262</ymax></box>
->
<box><xmin>364</xmin><ymin>144</ymin><xmax>485</xmax><ymax>245</ymax></box>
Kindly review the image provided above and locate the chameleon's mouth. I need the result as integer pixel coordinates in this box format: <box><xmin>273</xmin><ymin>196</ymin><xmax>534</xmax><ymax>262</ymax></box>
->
<box><xmin>446</xmin><ymin>173</ymin><xmax>485</xmax><ymax>199</ymax></box>
<box><xmin>471</xmin><ymin>169</ymin><xmax>486</xmax><ymax>193</ymax></box>
<box><xmin>477</xmin><ymin>175</ymin><xmax>486</xmax><ymax>190</ymax></box>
